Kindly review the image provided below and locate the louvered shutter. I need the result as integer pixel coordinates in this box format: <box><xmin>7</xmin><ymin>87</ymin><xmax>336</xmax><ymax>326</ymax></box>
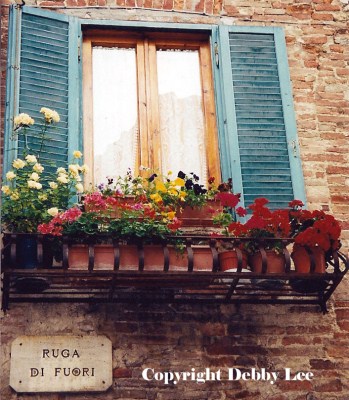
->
<box><xmin>4</xmin><ymin>6</ymin><xmax>80</xmax><ymax>175</ymax></box>
<box><xmin>217</xmin><ymin>26</ymin><xmax>306</xmax><ymax>209</ymax></box>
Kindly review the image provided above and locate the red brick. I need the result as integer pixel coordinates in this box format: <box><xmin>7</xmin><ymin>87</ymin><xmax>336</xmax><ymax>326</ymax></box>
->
<box><xmin>315</xmin><ymin>379</ymin><xmax>343</xmax><ymax>392</ymax></box>
<box><xmin>315</xmin><ymin>4</ymin><xmax>341</xmax><ymax>12</ymax></box>
<box><xmin>113</xmin><ymin>368</ymin><xmax>133</xmax><ymax>378</ymax></box>
<box><xmin>312</xmin><ymin>13</ymin><xmax>334</xmax><ymax>21</ymax></box>
<box><xmin>310</xmin><ymin>359</ymin><xmax>337</xmax><ymax>369</ymax></box>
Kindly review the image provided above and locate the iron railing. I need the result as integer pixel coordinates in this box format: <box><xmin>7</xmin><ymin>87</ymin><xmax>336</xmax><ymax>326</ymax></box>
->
<box><xmin>1</xmin><ymin>234</ymin><xmax>348</xmax><ymax>313</ymax></box>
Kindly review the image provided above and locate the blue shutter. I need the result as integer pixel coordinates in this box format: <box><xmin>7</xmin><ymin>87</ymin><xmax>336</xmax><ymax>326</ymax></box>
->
<box><xmin>216</xmin><ymin>26</ymin><xmax>306</xmax><ymax>209</ymax></box>
<box><xmin>4</xmin><ymin>6</ymin><xmax>80</xmax><ymax>175</ymax></box>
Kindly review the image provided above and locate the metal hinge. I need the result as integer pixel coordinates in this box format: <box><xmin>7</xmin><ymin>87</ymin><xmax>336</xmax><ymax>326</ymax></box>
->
<box><xmin>78</xmin><ymin>42</ymin><xmax>81</xmax><ymax>62</ymax></box>
<box><xmin>289</xmin><ymin>139</ymin><xmax>298</xmax><ymax>158</ymax></box>
<box><xmin>214</xmin><ymin>42</ymin><xmax>219</xmax><ymax>67</ymax></box>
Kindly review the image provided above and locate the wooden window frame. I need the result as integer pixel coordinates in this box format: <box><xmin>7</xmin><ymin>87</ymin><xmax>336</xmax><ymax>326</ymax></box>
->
<box><xmin>82</xmin><ymin>29</ymin><xmax>220</xmax><ymax>185</ymax></box>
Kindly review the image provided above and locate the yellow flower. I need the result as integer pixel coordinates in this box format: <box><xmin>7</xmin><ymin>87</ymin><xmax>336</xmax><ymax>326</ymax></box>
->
<box><xmin>47</xmin><ymin>207</ymin><xmax>59</xmax><ymax>217</ymax></box>
<box><xmin>167</xmin><ymin>170</ymin><xmax>173</xmax><ymax>175</ymax></box>
<box><xmin>10</xmin><ymin>192</ymin><xmax>19</xmax><ymax>201</ymax></box>
<box><xmin>150</xmin><ymin>193</ymin><xmax>162</xmax><ymax>203</ymax></box>
<box><xmin>25</xmin><ymin>154</ymin><xmax>37</xmax><ymax>163</ymax></box>
<box><xmin>168</xmin><ymin>187</ymin><xmax>179</xmax><ymax>196</ymax></box>
<box><xmin>49</xmin><ymin>182</ymin><xmax>58</xmax><ymax>189</ymax></box>
<box><xmin>73</xmin><ymin>150</ymin><xmax>83</xmax><ymax>159</ymax></box>
<box><xmin>57</xmin><ymin>175</ymin><xmax>69</xmax><ymax>184</ymax></box>
<box><xmin>173</xmin><ymin>177</ymin><xmax>185</xmax><ymax>187</ymax></box>
<box><xmin>28</xmin><ymin>180</ymin><xmax>42</xmax><ymax>189</ymax></box>
<box><xmin>57</xmin><ymin>167</ymin><xmax>66</xmax><ymax>174</ymax></box>
<box><xmin>40</xmin><ymin>107</ymin><xmax>60</xmax><ymax>123</ymax></box>
<box><xmin>167</xmin><ymin>211</ymin><xmax>176</xmax><ymax>220</ymax></box>
<box><xmin>30</xmin><ymin>172</ymin><xmax>40</xmax><ymax>181</ymax></box>
<box><xmin>6</xmin><ymin>171</ymin><xmax>16</xmax><ymax>180</ymax></box>
<box><xmin>155</xmin><ymin>181</ymin><xmax>167</xmax><ymax>192</ymax></box>
<box><xmin>1</xmin><ymin>185</ymin><xmax>11</xmax><ymax>195</ymax></box>
<box><xmin>33</xmin><ymin>163</ymin><xmax>44</xmax><ymax>173</ymax></box>
<box><xmin>14</xmin><ymin>113</ymin><xmax>34</xmax><ymax>128</ymax></box>
<box><xmin>179</xmin><ymin>191</ymin><xmax>187</xmax><ymax>201</ymax></box>
<box><xmin>75</xmin><ymin>183</ymin><xmax>84</xmax><ymax>193</ymax></box>
<box><xmin>12</xmin><ymin>158</ymin><xmax>26</xmax><ymax>169</ymax></box>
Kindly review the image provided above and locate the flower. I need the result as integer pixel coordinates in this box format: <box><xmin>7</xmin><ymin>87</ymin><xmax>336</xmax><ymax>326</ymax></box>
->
<box><xmin>40</xmin><ymin>107</ymin><xmax>60</xmax><ymax>123</ymax></box>
<box><xmin>73</xmin><ymin>150</ymin><xmax>83</xmax><ymax>159</ymax></box>
<box><xmin>29</xmin><ymin>172</ymin><xmax>40</xmax><ymax>181</ymax></box>
<box><xmin>14</xmin><ymin>113</ymin><xmax>34</xmax><ymax>128</ymax></box>
<box><xmin>49</xmin><ymin>182</ymin><xmax>58</xmax><ymax>189</ymax></box>
<box><xmin>57</xmin><ymin>167</ymin><xmax>66</xmax><ymax>174</ymax></box>
<box><xmin>69</xmin><ymin>164</ymin><xmax>80</xmax><ymax>177</ymax></box>
<box><xmin>80</xmin><ymin>164</ymin><xmax>89</xmax><ymax>174</ymax></box>
<box><xmin>6</xmin><ymin>171</ymin><xmax>16</xmax><ymax>180</ymax></box>
<box><xmin>2</xmin><ymin>185</ymin><xmax>11</xmax><ymax>195</ymax></box>
<box><xmin>12</xmin><ymin>158</ymin><xmax>26</xmax><ymax>169</ymax></box>
<box><xmin>10</xmin><ymin>192</ymin><xmax>19</xmax><ymax>201</ymax></box>
<box><xmin>57</xmin><ymin>175</ymin><xmax>69</xmax><ymax>184</ymax></box>
<box><xmin>33</xmin><ymin>163</ymin><xmax>44</xmax><ymax>173</ymax></box>
<box><xmin>25</xmin><ymin>154</ymin><xmax>38</xmax><ymax>163</ymax></box>
<box><xmin>75</xmin><ymin>183</ymin><xmax>84</xmax><ymax>193</ymax></box>
<box><xmin>28</xmin><ymin>180</ymin><xmax>42</xmax><ymax>190</ymax></box>
<box><xmin>47</xmin><ymin>207</ymin><xmax>59</xmax><ymax>217</ymax></box>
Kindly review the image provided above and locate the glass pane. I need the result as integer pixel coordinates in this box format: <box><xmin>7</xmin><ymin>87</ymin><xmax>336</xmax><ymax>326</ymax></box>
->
<box><xmin>92</xmin><ymin>47</ymin><xmax>138</xmax><ymax>184</ymax></box>
<box><xmin>157</xmin><ymin>49</ymin><xmax>207</xmax><ymax>183</ymax></box>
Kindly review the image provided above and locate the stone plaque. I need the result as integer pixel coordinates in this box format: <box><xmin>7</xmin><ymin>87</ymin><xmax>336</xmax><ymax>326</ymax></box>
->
<box><xmin>10</xmin><ymin>336</ymin><xmax>112</xmax><ymax>393</ymax></box>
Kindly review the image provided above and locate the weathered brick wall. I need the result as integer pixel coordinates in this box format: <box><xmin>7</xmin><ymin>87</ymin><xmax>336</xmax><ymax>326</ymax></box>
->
<box><xmin>1</xmin><ymin>299</ymin><xmax>349</xmax><ymax>399</ymax></box>
<box><xmin>1</xmin><ymin>1</ymin><xmax>348</xmax><ymax>399</ymax></box>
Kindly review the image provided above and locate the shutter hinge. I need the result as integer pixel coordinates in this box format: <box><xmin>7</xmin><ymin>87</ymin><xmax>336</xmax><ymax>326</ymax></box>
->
<box><xmin>289</xmin><ymin>139</ymin><xmax>298</xmax><ymax>158</ymax></box>
<box><xmin>214</xmin><ymin>42</ymin><xmax>219</xmax><ymax>68</ymax></box>
<box><xmin>78</xmin><ymin>43</ymin><xmax>81</xmax><ymax>62</ymax></box>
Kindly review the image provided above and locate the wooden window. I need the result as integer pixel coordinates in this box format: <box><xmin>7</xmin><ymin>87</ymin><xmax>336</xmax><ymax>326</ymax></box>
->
<box><xmin>83</xmin><ymin>30</ymin><xmax>220</xmax><ymax>185</ymax></box>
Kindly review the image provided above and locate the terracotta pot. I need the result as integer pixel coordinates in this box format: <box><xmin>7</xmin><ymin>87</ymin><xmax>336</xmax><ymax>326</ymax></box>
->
<box><xmin>68</xmin><ymin>244</ymin><xmax>214</xmax><ymax>271</ymax></box>
<box><xmin>219</xmin><ymin>250</ymin><xmax>248</xmax><ymax>271</ymax></box>
<box><xmin>291</xmin><ymin>244</ymin><xmax>326</xmax><ymax>274</ymax></box>
<box><xmin>249</xmin><ymin>250</ymin><xmax>286</xmax><ymax>274</ymax></box>
<box><xmin>178</xmin><ymin>200</ymin><xmax>223</xmax><ymax>227</ymax></box>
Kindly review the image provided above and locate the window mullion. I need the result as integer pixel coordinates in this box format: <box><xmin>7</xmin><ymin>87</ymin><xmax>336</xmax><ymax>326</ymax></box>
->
<box><xmin>146</xmin><ymin>41</ymin><xmax>161</xmax><ymax>172</ymax></box>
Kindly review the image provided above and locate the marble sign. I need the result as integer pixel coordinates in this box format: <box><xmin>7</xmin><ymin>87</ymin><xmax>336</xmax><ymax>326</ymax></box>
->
<box><xmin>10</xmin><ymin>336</ymin><xmax>112</xmax><ymax>393</ymax></box>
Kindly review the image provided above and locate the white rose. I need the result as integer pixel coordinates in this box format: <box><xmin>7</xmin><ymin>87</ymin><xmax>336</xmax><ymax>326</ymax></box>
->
<box><xmin>30</xmin><ymin>172</ymin><xmax>40</xmax><ymax>181</ymax></box>
<box><xmin>47</xmin><ymin>207</ymin><xmax>59</xmax><ymax>217</ymax></box>
<box><xmin>69</xmin><ymin>164</ymin><xmax>79</xmax><ymax>176</ymax></box>
<box><xmin>14</xmin><ymin>113</ymin><xmax>34</xmax><ymax>127</ymax></box>
<box><xmin>1</xmin><ymin>185</ymin><xmax>11</xmax><ymax>195</ymax></box>
<box><xmin>12</xmin><ymin>159</ymin><xmax>26</xmax><ymax>169</ymax></box>
<box><xmin>33</xmin><ymin>163</ymin><xmax>44</xmax><ymax>173</ymax></box>
<box><xmin>25</xmin><ymin>154</ymin><xmax>37</xmax><ymax>163</ymax></box>
<box><xmin>57</xmin><ymin>175</ymin><xmax>69</xmax><ymax>184</ymax></box>
<box><xmin>80</xmin><ymin>164</ymin><xmax>89</xmax><ymax>174</ymax></box>
<box><xmin>57</xmin><ymin>167</ymin><xmax>66</xmax><ymax>174</ymax></box>
<box><xmin>6</xmin><ymin>171</ymin><xmax>16</xmax><ymax>180</ymax></box>
<box><xmin>27</xmin><ymin>180</ymin><xmax>42</xmax><ymax>190</ymax></box>
<box><xmin>49</xmin><ymin>182</ymin><xmax>58</xmax><ymax>189</ymax></box>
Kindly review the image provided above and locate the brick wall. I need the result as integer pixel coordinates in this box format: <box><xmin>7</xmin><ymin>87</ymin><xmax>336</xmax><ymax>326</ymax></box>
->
<box><xmin>1</xmin><ymin>1</ymin><xmax>348</xmax><ymax>399</ymax></box>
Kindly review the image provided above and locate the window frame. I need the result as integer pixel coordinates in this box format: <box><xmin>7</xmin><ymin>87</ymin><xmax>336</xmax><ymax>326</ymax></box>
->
<box><xmin>82</xmin><ymin>28</ymin><xmax>221</xmax><ymax>185</ymax></box>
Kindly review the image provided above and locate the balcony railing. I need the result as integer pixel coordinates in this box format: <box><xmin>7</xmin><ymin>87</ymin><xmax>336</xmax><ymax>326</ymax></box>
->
<box><xmin>1</xmin><ymin>234</ymin><xmax>348</xmax><ymax>313</ymax></box>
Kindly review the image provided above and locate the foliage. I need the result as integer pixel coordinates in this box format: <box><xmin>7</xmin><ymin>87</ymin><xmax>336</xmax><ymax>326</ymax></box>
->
<box><xmin>1</xmin><ymin>108</ymin><xmax>86</xmax><ymax>233</ymax></box>
<box><xmin>288</xmin><ymin>200</ymin><xmax>341</xmax><ymax>253</ymax></box>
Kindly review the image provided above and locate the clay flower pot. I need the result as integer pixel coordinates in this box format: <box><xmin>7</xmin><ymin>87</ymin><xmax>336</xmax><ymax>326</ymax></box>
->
<box><xmin>291</xmin><ymin>244</ymin><xmax>326</xmax><ymax>274</ymax></box>
<box><xmin>249</xmin><ymin>249</ymin><xmax>286</xmax><ymax>274</ymax></box>
<box><xmin>68</xmin><ymin>244</ymin><xmax>214</xmax><ymax>271</ymax></box>
<box><xmin>219</xmin><ymin>249</ymin><xmax>248</xmax><ymax>272</ymax></box>
<box><xmin>178</xmin><ymin>199</ymin><xmax>223</xmax><ymax>227</ymax></box>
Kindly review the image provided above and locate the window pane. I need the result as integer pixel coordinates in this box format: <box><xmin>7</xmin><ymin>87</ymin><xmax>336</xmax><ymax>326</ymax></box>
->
<box><xmin>92</xmin><ymin>47</ymin><xmax>138</xmax><ymax>184</ymax></box>
<box><xmin>157</xmin><ymin>49</ymin><xmax>207</xmax><ymax>182</ymax></box>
